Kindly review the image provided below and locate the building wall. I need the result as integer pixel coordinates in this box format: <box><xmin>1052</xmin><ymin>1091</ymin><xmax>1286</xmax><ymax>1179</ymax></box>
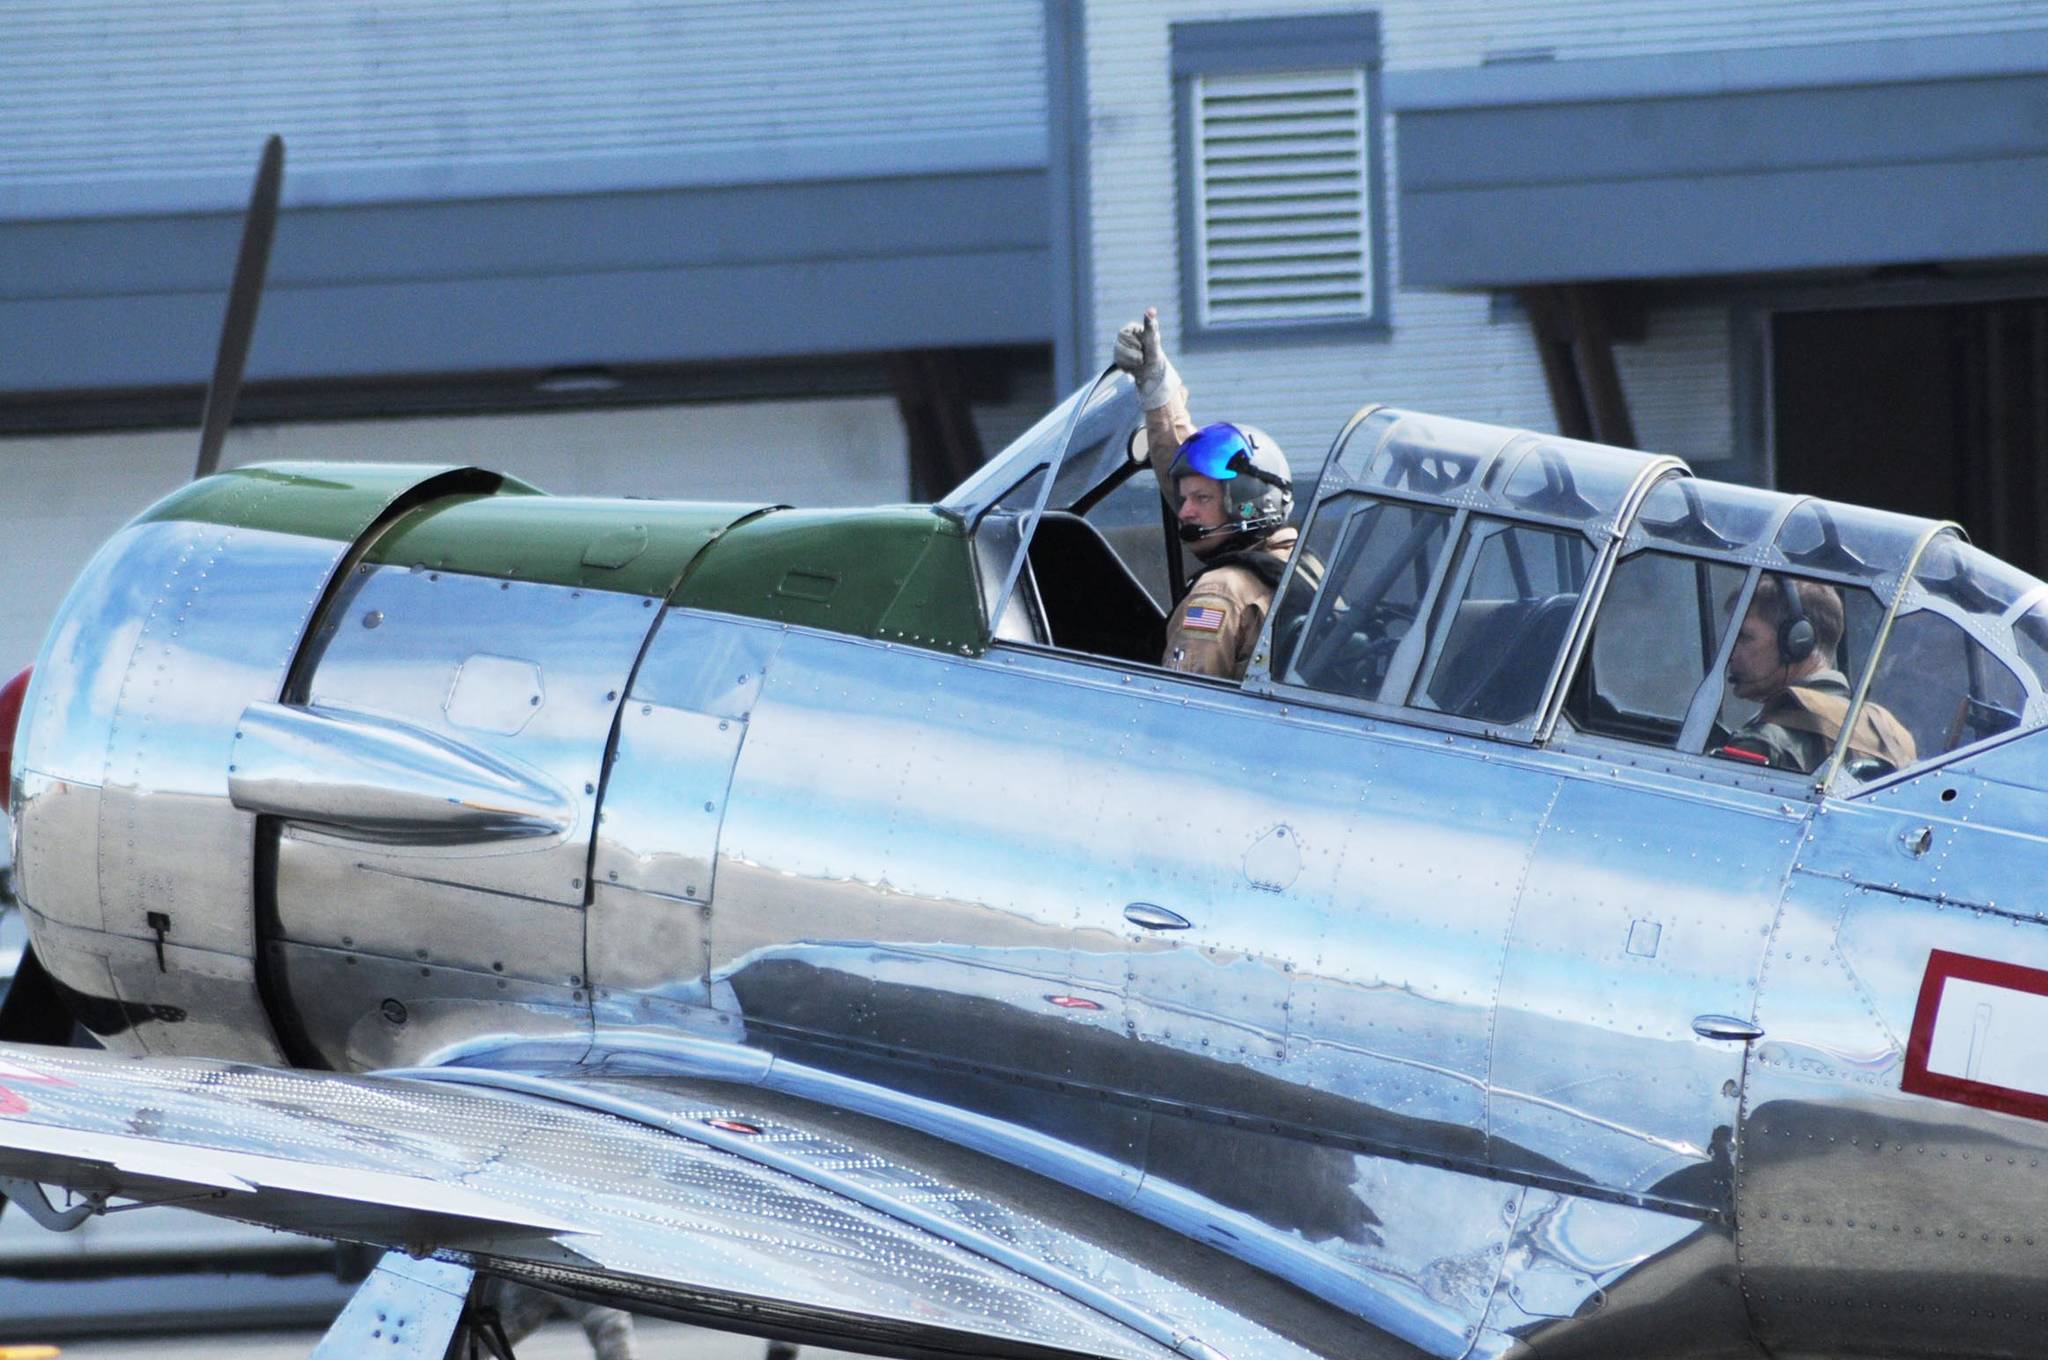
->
<box><xmin>0</xmin><ymin>2</ymin><xmax>1054</xmax><ymax>400</ymax></box>
<box><xmin>0</xmin><ymin>2</ymin><xmax>1049</xmax><ymax>677</ymax></box>
<box><xmin>1080</xmin><ymin>0</ymin><xmax>2048</xmax><ymax>469</ymax></box>
<box><xmin>1</xmin><ymin>1</ymin><xmax>1046</xmax><ymax>209</ymax></box>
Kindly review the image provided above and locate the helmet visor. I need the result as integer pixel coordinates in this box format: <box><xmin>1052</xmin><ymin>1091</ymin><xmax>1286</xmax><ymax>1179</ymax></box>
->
<box><xmin>1174</xmin><ymin>423</ymin><xmax>1251</xmax><ymax>481</ymax></box>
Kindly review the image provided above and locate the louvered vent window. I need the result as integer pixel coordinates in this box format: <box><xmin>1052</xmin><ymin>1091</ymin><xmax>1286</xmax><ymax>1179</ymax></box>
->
<box><xmin>1190</xmin><ymin>69</ymin><xmax>1373</xmax><ymax>329</ymax></box>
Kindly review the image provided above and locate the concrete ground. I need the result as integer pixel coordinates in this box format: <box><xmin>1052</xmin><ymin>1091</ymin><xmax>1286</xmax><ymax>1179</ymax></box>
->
<box><xmin>23</xmin><ymin>1320</ymin><xmax>865</xmax><ymax>1359</ymax></box>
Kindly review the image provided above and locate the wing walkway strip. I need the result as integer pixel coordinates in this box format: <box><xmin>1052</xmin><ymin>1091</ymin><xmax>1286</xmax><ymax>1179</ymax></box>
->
<box><xmin>386</xmin><ymin>1065</ymin><xmax>1229</xmax><ymax>1360</ymax></box>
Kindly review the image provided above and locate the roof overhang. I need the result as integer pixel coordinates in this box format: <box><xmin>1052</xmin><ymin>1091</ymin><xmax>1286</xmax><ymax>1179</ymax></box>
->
<box><xmin>1389</xmin><ymin>30</ymin><xmax>2048</xmax><ymax>290</ymax></box>
<box><xmin>0</xmin><ymin>134</ymin><xmax>1049</xmax><ymax>397</ymax></box>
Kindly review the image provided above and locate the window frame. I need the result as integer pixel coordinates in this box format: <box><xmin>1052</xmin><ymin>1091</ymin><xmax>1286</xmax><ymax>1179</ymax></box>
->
<box><xmin>1170</xmin><ymin>11</ymin><xmax>1391</xmax><ymax>347</ymax></box>
<box><xmin>1409</xmin><ymin>516</ymin><xmax>1601</xmax><ymax>727</ymax></box>
<box><xmin>1277</xmin><ymin>492</ymin><xmax>1460</xmax><ymax>705</ymax></box>
<box><xmin>1250</xmin><ymin>485</ymin><xmax>1621</xmax><ymax>745</ymax></box>
<box><xmin>1553</xmin><ymin>553</ymin><xmax>1896</xmax><ymax>785</ymax></box>
<box><xmin>1834</xmin><ymin>526</ymin><xmax>2048</xmax><ymax>796</ymax></box>
<box><xmin>1549</xmin><ymin>514</ymin><xmax>2048</xmax><ymax>797</ymax></box>
<box><xmin>1244</xmin><ymin>406</ymin><xmax>1676</xmax><ymax>746</ymax></box>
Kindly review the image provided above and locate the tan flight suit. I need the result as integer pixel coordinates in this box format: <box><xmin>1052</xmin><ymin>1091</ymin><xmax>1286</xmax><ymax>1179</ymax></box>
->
<box><xmin>1162</xmin><ymin>525</ymin><xmax>1300</xmax><ymax>678</ymax></box>
<box><xmin>1720</xmin><ymin>669</ymin><xmax>1918</xmax><ymax>775</ymax></box>
<box><xmin>1143</xmin><ymin>388</ymin><xmax>1296</xmax><ymax>680</ymax></box>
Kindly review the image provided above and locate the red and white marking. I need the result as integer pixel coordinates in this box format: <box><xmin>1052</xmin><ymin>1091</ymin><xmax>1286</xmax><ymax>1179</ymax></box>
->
<box><xmin>0</xmin><ymin>1056</ymin><xmax>69</xmax><ymax>1088</ymax></box>
<box><xmin>1903</xmin><ymin>949</ymin><xmax>2048</xmax><ymax>1120</ymax></box>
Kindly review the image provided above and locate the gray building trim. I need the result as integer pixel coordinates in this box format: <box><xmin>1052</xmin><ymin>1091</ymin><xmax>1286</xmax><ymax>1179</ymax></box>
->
<box><xmin>1364</xmin><ymin>34</ymin><xmax>1394</xmax><ymax>345</ymax></box>
<box><xmin>1171</xmin><ymin>12</ymin><xmax>1380</xmax><ymax>76</ymax></box>
<box><xmin>1171</xmin><ymin>11</ymin><xmax>1390</xmax><ymax>348</ymax></box>
<box><xmin>1389</xmin><ymin>27</ymin><xmax>2048</xmax><ymax>109</ymax></box>
<box><xmin>1046</xmin><ymin>0</ymin><xmax>1097</xmax><ymax>393</ymax></box>
<box><xmin>1392</xmin><ymin>30</ymin><xmax>2048</xmax><ymax>290</ymax></box>
<box><xmin>1</xmin><ymin>131</ymin><xmax>1049</xmax><ymax>223</ymax></box>
<box><xmin>0</xmin><ymin>167</ymin><xmax>1051</xmax><ymax>395</ymax></box>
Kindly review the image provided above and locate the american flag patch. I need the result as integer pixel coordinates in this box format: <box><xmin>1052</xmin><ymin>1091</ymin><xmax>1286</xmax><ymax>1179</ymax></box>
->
<box><xmin>1183</xmin><ymin>604</ymin><xmax>1225</xmax><ymax>632</ymax></box>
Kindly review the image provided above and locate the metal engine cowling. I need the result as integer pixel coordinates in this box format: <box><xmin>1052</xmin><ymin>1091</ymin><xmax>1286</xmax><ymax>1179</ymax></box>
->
<box><xmin>9</xmin><ymin>464</ymin><xmax>496</xmax><ymax>1058</ymax></box>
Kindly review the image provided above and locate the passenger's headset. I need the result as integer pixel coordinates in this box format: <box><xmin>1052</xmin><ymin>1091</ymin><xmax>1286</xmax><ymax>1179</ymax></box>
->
<box><xmin>1774</xmin><ymin>574</ymin><xmax>1817</xmax><ymax>666</ymax></box>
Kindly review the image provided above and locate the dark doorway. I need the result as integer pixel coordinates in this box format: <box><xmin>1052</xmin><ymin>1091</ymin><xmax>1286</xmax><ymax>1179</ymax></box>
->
<box><xmin>1773</xmin><ymin>298</ymin><xmax>2048</xmax><ymax>576</ymax></box>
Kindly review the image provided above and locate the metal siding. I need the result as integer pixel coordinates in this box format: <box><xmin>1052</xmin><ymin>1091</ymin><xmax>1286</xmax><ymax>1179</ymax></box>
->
<box><xmin>1612</xmin><ymin>301</ymin><xmax>1733</xmax><ymax>466</ymax></box>
<box><xmin>1047</xmin><ymin>0</ymin><xmax>1098</xmax><ymax>393</ymax></box>
<box><xmin>0</xmin><ymin>1</ymin><xmax>1046</xmax><ymax>196</ymax></box>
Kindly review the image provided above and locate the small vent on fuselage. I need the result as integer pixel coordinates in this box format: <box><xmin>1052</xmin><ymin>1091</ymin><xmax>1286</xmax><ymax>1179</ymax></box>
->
<box><xmin>1191</xmin><ymin>68</ymin><xmax>1373</xmax><ymax>329</ymax></box>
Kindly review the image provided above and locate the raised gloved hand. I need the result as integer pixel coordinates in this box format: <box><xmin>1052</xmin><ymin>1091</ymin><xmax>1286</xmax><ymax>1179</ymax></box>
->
<box><xmin>1112</xmin><ymin>307</ymin><xmax>1181</xmax><ymax>411</ymax></box>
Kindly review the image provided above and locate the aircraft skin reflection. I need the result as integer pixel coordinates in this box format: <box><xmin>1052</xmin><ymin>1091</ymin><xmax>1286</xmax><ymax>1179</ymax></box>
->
<box><xmin>7</xmin><ymin>372</ymin><xmax>2048</xmax><ymax>1360</ymax></box>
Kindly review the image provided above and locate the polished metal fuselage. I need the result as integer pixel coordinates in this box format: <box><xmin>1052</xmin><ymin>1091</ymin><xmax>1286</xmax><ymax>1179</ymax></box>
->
<box><xmin>16</xmin><ymin>497</ymin><xmax>2048</xmax><ymax>1360</ymax></box>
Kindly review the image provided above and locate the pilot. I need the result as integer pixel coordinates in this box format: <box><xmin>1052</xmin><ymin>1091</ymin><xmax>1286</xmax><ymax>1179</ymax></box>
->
<box><xmin>1112</xmin><ymin>308</ymin><xmax>1298</xmax><ymax>680</ymax></box>
<box><xmin>1714</xmin><ymin>575</ymin><xmax>1915</xmax><ymax>775</ymax></box>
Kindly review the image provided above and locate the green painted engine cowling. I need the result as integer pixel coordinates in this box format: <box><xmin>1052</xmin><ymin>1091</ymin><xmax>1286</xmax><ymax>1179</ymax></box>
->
<box><xmin>143</xmin><ymin>462</ymin><xmax>991</xmax><ymax>654</ymax></box>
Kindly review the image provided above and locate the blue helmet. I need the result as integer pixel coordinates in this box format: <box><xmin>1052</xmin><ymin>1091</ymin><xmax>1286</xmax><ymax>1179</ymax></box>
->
<box><xmin>1170</xmin><ymin>422</ymin><xmax>1292</xmax><ymax>540</ymax></box>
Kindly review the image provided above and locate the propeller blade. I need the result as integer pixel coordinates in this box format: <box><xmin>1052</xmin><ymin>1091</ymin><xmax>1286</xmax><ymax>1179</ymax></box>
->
<box><xmin>193</xmin><ymin>134</ymin><xmax>285</xmax><ymax>482</ymax></box>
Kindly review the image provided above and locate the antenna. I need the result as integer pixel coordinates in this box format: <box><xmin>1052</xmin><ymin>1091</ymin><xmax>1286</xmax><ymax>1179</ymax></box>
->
<box><xmin>192</xmin><ymin>135</ymin><xmax>285</xmax><ymax>481</ymax></box>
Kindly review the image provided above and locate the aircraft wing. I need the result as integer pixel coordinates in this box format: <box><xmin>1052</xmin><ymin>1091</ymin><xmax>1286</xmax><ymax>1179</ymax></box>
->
<box><xmin>0</xmin><ymin>1043</ymin><xmax>1359</xmax><ymax>1360</ymax></box>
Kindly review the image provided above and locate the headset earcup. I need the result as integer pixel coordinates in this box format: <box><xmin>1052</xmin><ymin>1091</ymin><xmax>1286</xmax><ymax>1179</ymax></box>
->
<box><xmin>1780</xmin><ymin>616</ymin><xmax>1816</xmax><ymax>665</ymax></box>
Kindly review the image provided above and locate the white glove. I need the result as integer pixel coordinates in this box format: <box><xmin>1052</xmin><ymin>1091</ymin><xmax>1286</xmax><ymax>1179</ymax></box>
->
<box><xmin>1112</xmin><ymin>308</ymin><xmax>1181</xmax><ymax>411</ymax></box>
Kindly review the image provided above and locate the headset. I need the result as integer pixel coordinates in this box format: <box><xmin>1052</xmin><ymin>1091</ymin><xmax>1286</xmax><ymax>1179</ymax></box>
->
<box><xmin>1774</xmin><ymin>574</ymin><xmax>1817</xmax><ymax>666</ymax></box>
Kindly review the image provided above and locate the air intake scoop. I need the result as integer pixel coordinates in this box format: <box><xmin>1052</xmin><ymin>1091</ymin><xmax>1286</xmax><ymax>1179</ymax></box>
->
<box><xmin>229</xmin><ymin>701</ymin><xmax>573</xmax><ymax>846</ymax></box>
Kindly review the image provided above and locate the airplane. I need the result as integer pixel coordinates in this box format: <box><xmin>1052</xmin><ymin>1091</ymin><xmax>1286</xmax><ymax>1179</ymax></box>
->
<box><xmin>2</xmin><ymin>143</ymin><xmax>2048</xmax><ymax>1360</ymax></box>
